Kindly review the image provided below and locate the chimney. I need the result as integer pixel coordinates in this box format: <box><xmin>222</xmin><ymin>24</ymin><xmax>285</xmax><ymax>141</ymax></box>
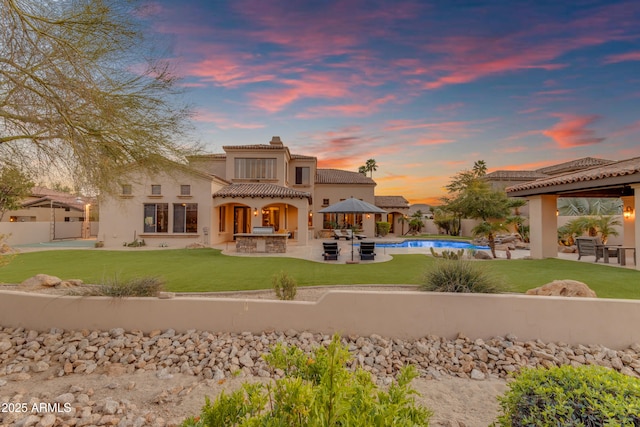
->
<box><xmin>270</xmin><ymin>136</ymin><xmax>283</xmax><ymax>146</ymax></box>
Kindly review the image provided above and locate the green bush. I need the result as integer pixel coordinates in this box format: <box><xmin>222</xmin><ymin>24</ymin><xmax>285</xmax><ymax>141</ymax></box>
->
<box><xmin>72</xmin><ymin>275</ymin><xmax>164</xmax><ymax>297</ymax></box>
<box><xmin>272</xmin><ymin>271</ymin><xmax>297</xmax><ymax>300</ymax></box>
<box><xmin>421</xmin><ymin>259</ymin><xmax>505</xmax><ymax>293</ymax></box>
<box><xmin>376</xmin><ymin>221</ymin><xmax>391</xmax><ymax>237</ymax></box>
<box><xmin>494</xmin><ymin>365</ymin><xmax>640</xmax><ymax>426</ymax></box>
<box><xmin>182</xmin><ymin>335</ymin><xmax>432</xmax><ymax>426</ymax></box>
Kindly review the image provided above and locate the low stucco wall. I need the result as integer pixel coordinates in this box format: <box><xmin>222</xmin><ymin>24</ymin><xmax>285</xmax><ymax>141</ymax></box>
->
<box><xmin>1</xmin><ymin>290</ymin><xmax>638</xmax><ymax>349</ymax></box>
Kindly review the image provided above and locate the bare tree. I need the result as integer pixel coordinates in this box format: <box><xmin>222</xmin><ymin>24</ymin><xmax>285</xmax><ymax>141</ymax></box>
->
<box><xmin>0</xmin><ymin>167</ymin><xmax>34</xmax><ymax>221</ymax></box>
<box><xmin>0</xmin><ymin>0</ymin><xmax>198</xmax><ymax>192</ymax></box>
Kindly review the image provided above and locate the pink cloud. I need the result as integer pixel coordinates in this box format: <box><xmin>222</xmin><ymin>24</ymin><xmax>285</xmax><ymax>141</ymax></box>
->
<box><xmin>542</xmin><ymin>114</ymin><xmax>605</xmax><ymax>148</ymax></box>
<box><xmin>412</xmin><ymin>138</ymin><xmax>455</xmax><ymax>146</ymax></box>
<box><xmin>604</xmin><ymin>51</ymin><xmax>640</xmax><ymax>64</ymax></box>
<box><xmin>296</xmin><ymin>95</ymin><xmax>397</xmax><ymax>118</ymax></box>
<box><xmin>193</xmin><ymin>110</ymin><xmax>265</xmax><ymax>129</ymax></box>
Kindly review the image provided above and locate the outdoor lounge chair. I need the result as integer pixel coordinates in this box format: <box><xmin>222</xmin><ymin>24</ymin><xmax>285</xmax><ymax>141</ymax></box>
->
<box><xmin>333</xmin><ymin>229</ymin><xmax>351</xmax><ymax>240</ymax></box>
<box><xmin>575</xmin><ymin>237</ymin><xmax>619</xmax><ymax>262</ymax></box>
<box><xmin>359</xmin><ymin>241</ymin><xmax>376</xmax><ymax>261</ymax></box>
<box><xmin>345</xmin><ymin>229</ymin><xmax>367</xmax><ymax>240</ymax></box>
<box><xmin>323</xmin><ymin>242</ymin><xmax>341</xmax><ymax>261</ymax></box>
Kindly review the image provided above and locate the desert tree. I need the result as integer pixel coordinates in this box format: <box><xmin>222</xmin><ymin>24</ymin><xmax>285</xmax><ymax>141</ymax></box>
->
<box><xmin>0</xmin><ymin>0</ymin><xmax>199</xmax><ymax>193</ymax></box>
<box><xmin>0</xmin><ymin>167</ymin><xmax>34</xmax><ymax>221</ymax></box>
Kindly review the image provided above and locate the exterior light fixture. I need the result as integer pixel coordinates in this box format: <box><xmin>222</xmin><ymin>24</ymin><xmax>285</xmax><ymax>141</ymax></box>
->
<box><xmin>556</xmin><ymin>209</ymin><xmax>559</xmax><ymax>217</ymax></box>
<box><xmin>253</xmin><ymin>208</ymin><xmax>258</xmax><ymax>216</ymax></box>
<box><xmin>624</xmin><ymin>206</ymin><xmax>634</xmax><ymax>219</ymax></box>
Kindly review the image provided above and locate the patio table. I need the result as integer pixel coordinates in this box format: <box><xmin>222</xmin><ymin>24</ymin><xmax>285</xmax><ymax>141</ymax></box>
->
<box><xmin>616</xmin><ymin>247</ymin><xmax>636</xmax><ymax>266</ymax></box>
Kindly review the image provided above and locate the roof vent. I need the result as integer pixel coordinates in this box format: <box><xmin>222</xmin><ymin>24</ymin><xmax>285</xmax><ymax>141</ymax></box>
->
<box><xmin>270</xmin><ymin>136</ymin><xmax>283</xmax><ymax>146</ymax></box>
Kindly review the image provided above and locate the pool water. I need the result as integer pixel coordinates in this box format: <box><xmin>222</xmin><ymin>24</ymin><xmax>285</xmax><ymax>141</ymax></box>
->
<box><xmin>373</xmin><ymin>240</ymin><xmax>489</xmax><ymax>249</ymax></box>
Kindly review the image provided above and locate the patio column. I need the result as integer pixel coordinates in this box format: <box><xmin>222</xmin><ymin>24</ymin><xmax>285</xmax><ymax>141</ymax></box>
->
<box><xmin>629</xmin><ymin>185</ymin><xmax>640</xmax><ymax>270</ymax></box>
<box><xmin>528</xmin><ymin>195</ymin><xmax>558</xmax><ymax>259</ymax></box>
<box><xmin>297</xmin><ymin>206</ymin><xmax>309</xmax><ymax>245</ymax></box>
<box><xmin>621</xmin><ymin>195</ymin><xmax>636</xmax><ymax>247</ymax></box>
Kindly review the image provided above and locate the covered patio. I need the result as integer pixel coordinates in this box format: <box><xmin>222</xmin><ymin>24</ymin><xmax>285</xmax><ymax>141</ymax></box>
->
<box><xmin>507</xmin><ymin>157</ymin><xmax>640</xmax><ymax>270</ymax></box>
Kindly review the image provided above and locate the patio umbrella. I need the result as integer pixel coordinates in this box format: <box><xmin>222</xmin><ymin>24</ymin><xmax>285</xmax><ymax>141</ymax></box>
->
<box><xmin>318</xmin><ymin>198</ymin><xmax>387</xmax><ymax>262</ymax></box>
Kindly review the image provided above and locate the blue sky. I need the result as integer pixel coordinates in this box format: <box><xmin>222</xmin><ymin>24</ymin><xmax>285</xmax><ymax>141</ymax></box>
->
<box><xmin>141</xmin><ymin>0</ymin><xmax>640</xmax><ymax>204</ymax></box>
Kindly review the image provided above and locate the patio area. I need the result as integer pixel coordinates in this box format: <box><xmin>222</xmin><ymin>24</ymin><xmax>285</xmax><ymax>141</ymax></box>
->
<box><xmin>213</xmin><ymin>238</ymin><xmax>637</xmax><ymax>268</ymax></box>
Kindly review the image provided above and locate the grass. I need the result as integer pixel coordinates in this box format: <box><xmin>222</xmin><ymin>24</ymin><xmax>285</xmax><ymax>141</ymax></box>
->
<box><xmin>1</xmin><ymin>249</ymin><xmax>639</xmax><ymax>299</ymax></box>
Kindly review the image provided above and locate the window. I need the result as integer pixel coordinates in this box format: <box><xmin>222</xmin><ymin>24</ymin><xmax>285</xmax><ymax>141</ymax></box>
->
<box><xmin>143</xmin><ymin>203</ymin><xmax>168</xmax><ymax>233</ymax></box>
<box><xmin>180</xmin><ymin>185</ymin><xmax>191</xmax><ymax>196</ymax></box>
<box><xmin>121</xmin><ymin>184</ymin><xmax>132</xmax><ymax>195</ymax></box>
<box><xmin>151</xmin><ymin>185</ymin><xmax>161</xmax><ymax>195</ymax></box>
<box><xmin>322</xmin><ymin>198</ymin><xmax>330</xmax><ymax>206</ymax></box>
<box><xmin>295</xmin><ymin>167</ymin><xmax>310</xmax><ymax>185</ymax></box>
<box><xmin>219</xmin><ymin>206</ymin><xmax>226</xmax><ymax>232</ymax></box>
<box><xmin>234</xmin><ymin>158</ymin><xmax>277</xmax><ymax>179</ymax></box>
<box><xmin>173</xmin><ymin>203</ymin><xmax>198</xmax><ymax>233</ymax></box>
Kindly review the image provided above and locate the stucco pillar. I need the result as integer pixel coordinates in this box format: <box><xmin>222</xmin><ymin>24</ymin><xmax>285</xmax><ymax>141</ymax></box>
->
<box><xmin>296</xmin><ymin>204</ymin><xmax>309</xmax><ymax>245</ymax></box>
<box><xmin>629</xmin><ymin>186</ymin><xmax>640</xmax><ymax>270</ymax></box>
<box><xmin>621</xmin><ymin>195</ymin><xmax>636</xmax><ymax>247</ymax></box>
<box><xmin>528</xmin><ymin>195</ymin><xmax>558</xmax><ymax>259</ymax></box>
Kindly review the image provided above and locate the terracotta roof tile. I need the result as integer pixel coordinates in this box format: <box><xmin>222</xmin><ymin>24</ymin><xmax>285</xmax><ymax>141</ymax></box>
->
<box><xmin>316</xmin><ymin>169</ymin><xmax>375</xmax><ymax>185</ymax></box>
<box><xmin>535</xmin><ymin>157</ymin><xmax>613</xmax><ymax>175</ymax></box>
<box><xmin>484</xmin><ymin>170</ymin><xmax>548</xmax><ymax>180</ymax></box>
<box><xmin>375</xmin><ymin>196</ymin><xmax>409</xmax><ymax>208</ymax></box>
<box><xmin>213</xmin><ymin>183</ymin><xmax>311</xmax><ymax>200</ymax></box>
<box><xmin>507</xmin><ymin>157</ymin><xmax>640</xmax><ymax>193</ymax></box>
<box><xmin>222</xmin><ymin>144</ymin><xmax>285</xmax><ymax>150</ymax></box>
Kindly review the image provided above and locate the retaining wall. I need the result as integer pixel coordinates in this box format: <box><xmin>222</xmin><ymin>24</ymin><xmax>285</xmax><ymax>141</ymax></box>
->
<box><xmin>1</xmin><ymin>291</ymin><xmax>639</xmax><ymax>349</ymax></box>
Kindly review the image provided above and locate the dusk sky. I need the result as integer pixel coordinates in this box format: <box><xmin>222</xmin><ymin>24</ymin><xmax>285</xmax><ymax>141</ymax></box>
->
<box><xmin>142</xmin><ymin>0</ymin><xmax>640</xmax><ymax>204</ymax></box>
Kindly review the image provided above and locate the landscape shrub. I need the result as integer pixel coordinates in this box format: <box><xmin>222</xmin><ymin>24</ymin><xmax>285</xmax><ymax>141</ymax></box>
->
<box><xmin>376</xmin><ymin>221</ymin><xmax>391</xmax><ymax>237</ymax></box>
<box><xmin>181</xmin><ymin>335</ymin><xmax>433</xmax><ymax>426</ymax></box>
<box><xmin>0</xmin><ymin>233</ymin><xmax>16</xmax><ymax>268</ymax></box>
<box><xmin>72</xmin><ymin>275</ymin><xmax>164</xmax><ymax>297</ymax></box>
<box><xmin>494</xmin><ymin>365</ymin><xmax>640</xmax><ymax>426</ymax></box>
<box><xmin>272</xmin><ymin>271</ymin><xmax>297</xmax><ymax>300</ymax></box>
<box><xmin>421</xmin><ymin>259</ymin><xmax>506</xmax><ymax>293</ymax></box>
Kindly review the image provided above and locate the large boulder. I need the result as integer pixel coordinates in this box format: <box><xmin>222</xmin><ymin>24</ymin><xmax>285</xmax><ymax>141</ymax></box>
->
<box><xmin>526</xmin><ymin>280</ymin><xmax>597</xmax><ymax>298</ymax></box>
<box><xmin>20</xmin><ymin>274</ymin><xmax>62</xmax><ymax>288</ymax></box>
<box><xmin>474</xmin><ymin>251</ymin><xmax>492</xmax><ymax>260</ymax></box>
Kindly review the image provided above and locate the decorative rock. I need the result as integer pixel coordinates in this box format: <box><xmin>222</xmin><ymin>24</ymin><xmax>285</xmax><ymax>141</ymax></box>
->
<box><xmin>474</xmin><ymin>251</ymin><xmax>492</xmax><ymax>260</ymax></box>
<box><xmin>470</xmin><ymin>369</ymin><xmax>485</xmax><ymax>380</ymax></box>
<box><xmin>20</xmin><ymin>274</ymin><xmax>62</xmax><ymax>288</ymax></box>
<box><xmin>526</xmin><ymin>280</ymin><xmax>597</xmax><ymax>298</ymax></box>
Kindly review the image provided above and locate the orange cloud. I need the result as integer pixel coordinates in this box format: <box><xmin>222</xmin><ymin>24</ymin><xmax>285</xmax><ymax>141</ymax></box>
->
<box><xmin>542</xmin><ymin>114</ymin><xmax>605</xmax><ymax>148</ymax></box>
<box><xmin>193</xmin><ymin>110</ymin><xmax>265</xmax><ymax>129</ymax></box>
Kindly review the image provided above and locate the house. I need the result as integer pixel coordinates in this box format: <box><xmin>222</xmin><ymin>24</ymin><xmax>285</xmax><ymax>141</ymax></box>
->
<box><xmin>99</xmin><ymin>136</ymin><xmax>400</xmax><ymax>248</ymax></box>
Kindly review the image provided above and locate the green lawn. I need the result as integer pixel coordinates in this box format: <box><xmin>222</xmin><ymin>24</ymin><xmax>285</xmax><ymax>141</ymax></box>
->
<box><xmin>1</xmin><ymin>249</ymin><xmax>639</xmax><ymax>299</ymax></box>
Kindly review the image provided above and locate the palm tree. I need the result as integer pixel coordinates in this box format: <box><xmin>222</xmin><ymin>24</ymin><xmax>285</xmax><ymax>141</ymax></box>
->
<box><xmin>358</xmin><ymin>165</ymin><xmax>367</xmax><ymax>176</ymax></box>
<box><xmin>558</xmin><ymin>198</ymin><xmax>622</xmax><ymax>216</ymax></box>
<box><xmin>365</xmin><ymin>159</ymin><xmax>378</xmax><ymax>178</ymax></box>
<box><xmin>472</xmin><ymin>221</ymin><xmax>509</xmax><ymax>258</ymax></box>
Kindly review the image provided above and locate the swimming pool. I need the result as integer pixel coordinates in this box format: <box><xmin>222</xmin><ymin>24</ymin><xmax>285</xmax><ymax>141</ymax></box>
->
<box><xmin>373</xmin><ymin>239</ymin><xmax>489</xmax><ymax>249</ymax></box>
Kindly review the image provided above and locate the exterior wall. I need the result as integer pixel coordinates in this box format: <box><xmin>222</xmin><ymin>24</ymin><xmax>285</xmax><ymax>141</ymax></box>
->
<box><xmin>1</xmin><ymin>204</ymin><xmax>83</xmax><ymax>223</ymax></box>
<box><xmin>1</xmin><ymin>291</ymin><xmax>639</xmax><ymax>349</ymax></box>
<box><xmin>224</xmin><ymin>147</ymin><xmax>289</xmax><ymax>187</ymax></box>
<box><xmin>313</xmin><ymin>184</ymin><xmax>377</xmax><ymax>238</ymax></box>
<box><xmin>528</xmin><ymin>195</ymin><xmax>559</xmax><ymax>259</ymax></box>
<box><xmin>0</xmin><ymin>222</ymin><xmax>98</xmax><ymax>245</ymax></box>
<box><xmin>212</xmin><ymin>197</ymin><xmax>310</xmax><ymax>245</ymax></box>
<box><xmin>99</xmin><ymin>170</ymin><xmax>220</xmax><ymax>248</ymax></box>
<box><xmin>187</xmin><ymin>156</ymin><xmax>226</xmax><ymax>178</ymax></box>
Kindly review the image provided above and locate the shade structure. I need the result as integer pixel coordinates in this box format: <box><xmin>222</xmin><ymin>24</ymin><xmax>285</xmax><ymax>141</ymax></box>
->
<box><xmin>317</xmin><ymin>197</ymin><xmax>387</xmax><ymax>214</ymax></box>
<box><xmin>318</xmin><ymin>198</ymin><xmax>387</xmax><ymax>262</ymax></box>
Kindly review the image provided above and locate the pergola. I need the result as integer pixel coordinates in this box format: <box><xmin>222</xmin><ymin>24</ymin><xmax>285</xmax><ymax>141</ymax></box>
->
<box><xmin>506</xmin><ymin>157</ymin><xmax>640</xmax><ymax>270</ymax></box>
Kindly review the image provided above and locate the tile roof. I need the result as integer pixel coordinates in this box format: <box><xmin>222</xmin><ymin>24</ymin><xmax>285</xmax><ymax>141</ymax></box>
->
<box><xmin>23</xmin><ymin>187</ymin><xmax>89</xmax><ymax>211</ymax></box>
<box><xmin>316</xmin><ymin>169</ymin><xmax>375</xmax><ymax>185</ymax></box>
<box><xmin>507</xmin><ymin>157</ymin><xmax>640</xmax><ymax>193</ymax></box>
<box><xmin>290</xmin><ymin>154</ymin><xmax>317</xmax><ymax>160</ymax></box>
<box><xmin>375</xmin><ymin>196</ymin><xmax>410</xmax><ymax>209</ymax></box>
<box><xmin>484</xmin><ymin>170</ymin><xmax>549</xmax><ymax>180</ymax></box>
<box><xmin>535</xmin><ymin>157</ymin><xmax>613</xmax><ymax>175</ymax></box>
<box><xmin>222</xmin><ymin>144</ymin><xmax>286</xmax><ymax>150</ymax></box>
<box><xmin>212</xmin><ymin>183</ymin><xmax>312</xmax><ymax>200</ymax></box>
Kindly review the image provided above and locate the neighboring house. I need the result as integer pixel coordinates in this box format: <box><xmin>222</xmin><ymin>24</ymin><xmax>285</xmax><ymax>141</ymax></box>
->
<box><xmin>484</xmin><ymin>157</ymin><xmax>614</xmax><ymax>216</ymax></box>
<box><xmin>374</xmin><ymin>196</ymin><xmax>410</xmax><ymax>234</ymax></box>
<box><xmin>1</xmin><ymin>186</ymin><xmax>89</xmax><ymax>223</ymax></box>
<box><xmin>99</xmin><ymin>136</ymin><xmax>402</xmax><ymax>247</ymax></box>
<box><xmin>484</xmin><ymin>157</ymin><xmax>614</xmax><ymax>191</ymax></box>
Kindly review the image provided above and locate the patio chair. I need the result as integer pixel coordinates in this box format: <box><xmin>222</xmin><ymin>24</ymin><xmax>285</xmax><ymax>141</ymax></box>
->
<box><xmin>359</xmin><ymin>241</ymin><xmax>376</xmax><ymax>261</ymax></box>
<box><xmin>575</xmin><ymin>237</ymin><xmax>619</xmax><ymax>263</ymax></box>
<box><xmin>345</xmin><ymin>229</ymin><xmax>367</xmax><ymax>240</ymax></box>
<box><xmin>323</xmin><ymin>242</ymin><xmax>341</xmax><ymax>261</ymax></box>
<box><xmin>333</xmin><ymin>229</ymin><xmax>351</xmax><ymax>240</ymax></box>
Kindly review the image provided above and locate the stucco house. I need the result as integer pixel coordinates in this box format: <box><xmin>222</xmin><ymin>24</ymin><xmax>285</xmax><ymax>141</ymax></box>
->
<box><xmin>99</xmin><ymin>137</ymin><xmax>402</xmax><ymax>248</ymax></box>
